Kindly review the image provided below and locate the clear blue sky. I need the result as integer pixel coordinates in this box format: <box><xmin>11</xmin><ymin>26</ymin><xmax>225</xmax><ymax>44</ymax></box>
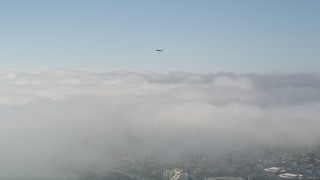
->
<box><xmin>0</xmin><ymin>0</ymin><xmax>319</xmax><ymax>73</ymax></box>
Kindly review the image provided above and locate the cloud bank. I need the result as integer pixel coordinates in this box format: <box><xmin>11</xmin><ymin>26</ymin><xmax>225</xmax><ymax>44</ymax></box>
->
<box><xmin>1</xmin><ymin>70</ymin><xmax>320</xmax><ymax>178</ymax></box>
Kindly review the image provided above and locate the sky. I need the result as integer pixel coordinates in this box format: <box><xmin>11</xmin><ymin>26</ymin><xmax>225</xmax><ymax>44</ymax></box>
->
<box><xmin>0</xmin><ymin>0</ymin><xmax>319</xmax><ymax>73</ymax></box>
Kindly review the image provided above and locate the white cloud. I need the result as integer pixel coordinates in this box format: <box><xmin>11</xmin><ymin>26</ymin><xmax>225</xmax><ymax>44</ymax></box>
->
<box><xmin>0</xmin><ymin>70</ymin><xmax>320</xmax><ymax>178</ymax></box>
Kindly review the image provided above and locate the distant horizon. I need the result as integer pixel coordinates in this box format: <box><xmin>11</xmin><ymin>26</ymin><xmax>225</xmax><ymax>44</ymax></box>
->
<box><xmin>1</xmin><ymin>67</ymin><xmax>320</xmax><ymax>75</ymax></box>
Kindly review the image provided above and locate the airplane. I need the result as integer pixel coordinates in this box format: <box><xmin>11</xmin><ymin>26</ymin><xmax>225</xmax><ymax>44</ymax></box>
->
<box><xmin>156</xmin><ymin>49</ymin><xmax>163</xmax><ymax>52</ymax></box>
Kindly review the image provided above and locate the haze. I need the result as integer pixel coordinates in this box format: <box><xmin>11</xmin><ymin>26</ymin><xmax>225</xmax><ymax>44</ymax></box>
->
<box><xmin>1</xmin><ymin>70</ymin><xmax>320</xmax><ymax>178</ymax></box>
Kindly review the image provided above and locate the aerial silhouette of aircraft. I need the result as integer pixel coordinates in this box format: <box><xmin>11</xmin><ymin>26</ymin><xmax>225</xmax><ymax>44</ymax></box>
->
<box><xmin>156</xmin><ymin>49</ymin><xmax>163</xmax><ymax>52</ymax></box>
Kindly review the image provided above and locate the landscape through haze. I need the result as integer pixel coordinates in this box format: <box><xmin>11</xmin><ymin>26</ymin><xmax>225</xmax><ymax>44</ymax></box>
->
<box><xmin>1</xmin><ymin>1</ymin><xmax>320</xmax><ymax>180</ymax></box>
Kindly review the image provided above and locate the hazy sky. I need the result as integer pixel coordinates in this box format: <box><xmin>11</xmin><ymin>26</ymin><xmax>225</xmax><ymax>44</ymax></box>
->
<box><xmin>1</xmin><ymin>0</ymin><xmax>319</xmax><ymax>72</ymax></box>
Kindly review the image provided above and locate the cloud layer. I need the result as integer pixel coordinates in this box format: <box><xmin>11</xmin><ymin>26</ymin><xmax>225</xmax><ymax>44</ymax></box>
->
<box><xmin>1</xmin><ymin>70</ymin><xmax>320</xmax><ymax>178</ymax></box>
